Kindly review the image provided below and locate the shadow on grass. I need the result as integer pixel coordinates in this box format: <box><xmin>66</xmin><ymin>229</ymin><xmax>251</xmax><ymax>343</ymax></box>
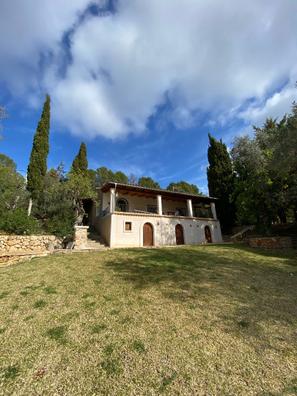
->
<box><xmin>104</xmin><ymin>245</ymin><xmax>297</xmax><ymax>346</ymax></box>
<box><xmin>227</xmin><ymin>243</ymin><xmax>297</xmax><ymax>261</ymax></box>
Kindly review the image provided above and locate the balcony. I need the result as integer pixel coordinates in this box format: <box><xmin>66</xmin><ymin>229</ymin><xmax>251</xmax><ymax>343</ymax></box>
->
<box><xmin>100</xmin><ymin>184</ymin><xmax>218</xmax><ymax>221</ymax></box>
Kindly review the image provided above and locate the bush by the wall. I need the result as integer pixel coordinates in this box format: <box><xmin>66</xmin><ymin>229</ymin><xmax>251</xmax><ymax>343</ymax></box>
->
<box><xmin>44</xmin><ymin>214</ymin><xmax>75</xmax><ymax>238</ymax></box>
<box><xmin>0</xmin><ymin>208</ymin><xmax>41</xmax><ymax>235</ymax></box>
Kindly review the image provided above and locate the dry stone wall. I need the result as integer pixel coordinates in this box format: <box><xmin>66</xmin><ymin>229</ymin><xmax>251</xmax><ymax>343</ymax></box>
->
<box><xmin>248</xmin><ymin>236</ymin><xmax>292</xmax><ymax>249</ymax></box>
<box><xmin>0</xmin><ymin>234</ymin><xmax>63</xmax><ymax>253</ymax></box>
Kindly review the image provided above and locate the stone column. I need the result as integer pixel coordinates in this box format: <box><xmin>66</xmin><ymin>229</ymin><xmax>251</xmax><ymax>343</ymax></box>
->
<box><xmin>110</xmin><ymin>188</ymin><xmax>116</xmax><ymax>213</ymax></box>
<box><xmin>187</xmin><ymin>199</ymin><xmax>193</xmax><ymax>217</ymax></box>
<box><xmin>74</xmin><ymin>226</ymin><xmax>89</xmax><ymax>249</ymax></box>
<box><xmin>211</xmin><ymin>202</ymin><xmax>217</xmax><ymax>220</ymax></box>
<box><xmin>157</xmin><ymin>195</ymin><xmax>163</xmax><ymax>215</ymax></box>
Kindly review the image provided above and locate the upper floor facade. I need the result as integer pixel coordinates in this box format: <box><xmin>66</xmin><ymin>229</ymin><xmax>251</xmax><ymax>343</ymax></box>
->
<box><xmin>99</xmin><ymin>182</ymin><xmax>218</xmax><ymax>220</ymax></box>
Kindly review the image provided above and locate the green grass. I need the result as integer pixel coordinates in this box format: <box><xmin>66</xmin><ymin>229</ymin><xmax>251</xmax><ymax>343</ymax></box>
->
<box><xmin>0</xmin><ymin>245</ymin><xmax>296</xmax><ymax>395</ymax></box>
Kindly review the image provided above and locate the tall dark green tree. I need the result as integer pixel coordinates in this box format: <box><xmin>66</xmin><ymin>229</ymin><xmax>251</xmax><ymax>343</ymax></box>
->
<box><xmin>71</xmin><ymin>142</ymin><xmax>88</xmax><ymax>173</ymax></box>
<box><xmin>27</xmin><ymin>95</ymin><xmax>50</xmax><ymax>200</ymax></box>
<box><xmin>207</xmin><ymin>134</ymin><xmax>235</xmax><ymax>232</ymax></box>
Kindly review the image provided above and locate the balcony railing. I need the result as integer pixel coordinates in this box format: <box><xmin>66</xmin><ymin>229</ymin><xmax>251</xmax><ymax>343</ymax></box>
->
<box><xmin>101</xmin><ymin>207</ymin><xmax>214</xmax><ymax>219</ymax></box>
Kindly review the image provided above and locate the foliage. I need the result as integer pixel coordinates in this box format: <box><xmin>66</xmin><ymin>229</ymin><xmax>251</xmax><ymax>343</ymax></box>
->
<box><xmin>96</xmin><ymin>167</ymin><xmax>129</xmax><ymax>186</ymax></box>
<box><xmin>167</xmin><ymin>181</ymin><xmax>200</xmax><ymax>195</ymax></box>
<box><xmin>231</xmin><ymin>102</ymin><xmax>297</xmax><ymax>228</ymax></box>
<box><xmin>0</xmin><ymin>157</ymin><xmax>28</xmax><ymax>214</ymax></box>
<box><xmin>0</xmin><ymin>153</ymin><xmax>16</xmax><ymax>169</ymax></box>
<box><xmin>27</xmin><ymin>95</ymin><xmax>50</xmax><ymax>199</ymax></box>
<box><xmin>96</xmin><ymin>167</ymin><xmax>115</xmax><ymax>186</ymax></box>
<box><xmin>33</xmin><ymin>166</ymin><xmax>96</xmax><ymax>236</ymax></box>
<box><xmin>138</xmin><ymin>176</ymin><xmax>160</xmax><ymax>189</ymax></box>
<box><xmin>0</xmin><ymin>208</ymin><xmax>40</xmax><ymax>235</ymax></box>
<box><xmin>67</xmin><ymin>171</ymin><xmax>96</xmax><ymax>203</ymax></box>
<box><xmin>113</xmin><ymin>171</ymin><xmax>129</xmax><ymax>184</ymax></box>
<box><xmin>207</xmin><ymin>134</ymin><xmax>235</xmax><ymax>231</ymax></box>
<box><xmin>34</xmin><ymin>171</ymin><xmax>75</xmax><ymax>237</ymax></box>
<box><xmin>0</xmin><ymin>154</ymin><xmax>35</xmax><ymax>235</ymax></box>
<box><xmin>71</xmin><ymin>142</ymin><xmax>88</xmax><ymax>173</ymax></box>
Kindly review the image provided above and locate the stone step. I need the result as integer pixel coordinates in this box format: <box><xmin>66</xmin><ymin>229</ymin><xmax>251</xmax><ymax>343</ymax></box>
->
<box><xmin>87</xmin><ymin>239</ymin><xmax>104</xmax><ymax>245</ymax></box>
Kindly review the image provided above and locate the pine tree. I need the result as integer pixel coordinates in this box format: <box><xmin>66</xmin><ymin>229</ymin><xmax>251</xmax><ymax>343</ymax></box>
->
<box><xmin>27</xmin><ymin>95</ymin><xmax>50</xmax><ymax>200</ymax></box>
<box><xmin>71</xmin><ymin>142</ymin><xmax>88</xmax><ymax>173</ymax></box>
<box><xmin>207</xmin><ymin>134</ymin><xmax>235</xmax><ymax>232</ymax></box>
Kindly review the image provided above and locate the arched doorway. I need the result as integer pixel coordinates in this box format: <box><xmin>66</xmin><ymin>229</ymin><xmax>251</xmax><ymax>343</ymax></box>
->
<box><xmin>175</xmin><ymin>224</ymin><xmax>184</xmax><ymax>245</ymax></box>
<box><xmin>204</xmin><ymin>226</ymin><xmax>212</xmax><ymax>243</ymax></box>
<box><xmin>143</xmin><ymin>223</ymin><xmax>154</xmax><ymax>246</ymax></box>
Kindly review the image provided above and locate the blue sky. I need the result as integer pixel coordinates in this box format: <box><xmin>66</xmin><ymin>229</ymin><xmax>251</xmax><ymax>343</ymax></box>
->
<box><xmin>1</xmin><ymin>0</ymin><xmax>297</xmax><ymax>194</ymax></box>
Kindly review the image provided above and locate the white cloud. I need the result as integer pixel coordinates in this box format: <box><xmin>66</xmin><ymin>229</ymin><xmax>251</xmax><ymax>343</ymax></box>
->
<box><xmin>1</xmin><ymin>0</ymin><xmax>297</xmax><ymax>138</ymax></box>
<box><xmin>239</xmin><ymin>83</ymin><xmax>297</xmax><ymax>127</ymax></box>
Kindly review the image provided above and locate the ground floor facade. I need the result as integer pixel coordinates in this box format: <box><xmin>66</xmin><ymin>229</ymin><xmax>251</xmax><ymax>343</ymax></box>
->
<box><xmin>96</xmin><ymin>212</ymin><xmax>222</xmax><ymax>248</ymax></box>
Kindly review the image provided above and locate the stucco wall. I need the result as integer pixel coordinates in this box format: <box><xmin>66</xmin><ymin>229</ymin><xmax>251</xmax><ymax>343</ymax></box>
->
<box><xmin>95</xmin><ymin>214</ymin><xmax>111</xmax><ymax>246</ymax></box>
<box><xmin>101</xmin><ymin>191</ymin><xmax>110</xmax><ymax>212</ymax></box>
<box><xmin>0</xmin><ymin>234</ymin><xmax>62</xmax><ymax>253</ymax></box>
<box><xmin>109</xmin><ymin>212</ymin><xmax>222</xmax><ymax>248</ymax></box>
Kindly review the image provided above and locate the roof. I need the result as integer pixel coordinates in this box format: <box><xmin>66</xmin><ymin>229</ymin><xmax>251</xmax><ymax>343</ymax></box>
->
<box><xmin>100</xmin><ymin>182</ymin><xmax>217</xmax><ymax>202</ymax></box>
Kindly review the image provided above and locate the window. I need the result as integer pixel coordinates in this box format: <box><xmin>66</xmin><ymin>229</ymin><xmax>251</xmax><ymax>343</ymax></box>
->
<box><xmin>116</xmin><ymin>198</ymin><xmax>129</xmax><ymax>212</ymax></box>
<box><xmin>125</xmin><ymin>222</ymin><xmax>132</xmax><ymax>231</ymax></box>
<box><xmin>175</xmin><ymin>207</ymin><xmax>186</xmax><ymax>216</ymax></box>
<box><xmin>193</xmin><ymin>204</ymin><xmax>212</xmax><ymax>218</ymax></box>
<box><xmin>147</xmin><ymin>205</ymin><xmax>158</xmax><ymax>214</ymax></box>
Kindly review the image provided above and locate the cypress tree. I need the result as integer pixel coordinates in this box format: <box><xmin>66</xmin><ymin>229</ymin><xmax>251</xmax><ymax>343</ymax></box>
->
<box><xmin>207</xmin><ymin>133</ymin><xmax>235</xmax><ymax>232</ymax></box>
<box><xmin>27</xmin><ymin>95</ymin><xmax>50</xmax><ymax>200</ymax></box>
<box><xmin>71</xmin><ymin>142</ymin><xmax>88</xmax><ymax>173</ymax></box>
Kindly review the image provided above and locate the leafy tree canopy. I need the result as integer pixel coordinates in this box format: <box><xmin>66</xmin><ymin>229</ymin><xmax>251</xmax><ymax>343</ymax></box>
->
<box><xmin>113</xmin><ymin>171</ymin><xmax>129</xmax><ymax>184</ymax></box>
<box><xmin>138</xmin><ymin>176</ymin><xmax>160</xmax><ymax>189</ymax></box>
<box><xmin>0</xmin><ymin>155</ymin><xmax>28</xmax><ymax>214</ymax></box>
<box><xmin>167</xmin><ymin>181</ymin><xmax>200</xmax><ymax>195</ymax></box>
<box><xmin>0</xmin><ymin>153</ymin><xmax>16</xmax><ymax>170</ymax></box>
<box><xmin>96</xmin><ymin>167</ymin><xmax>129</xmax><ymax>186</ymax></box>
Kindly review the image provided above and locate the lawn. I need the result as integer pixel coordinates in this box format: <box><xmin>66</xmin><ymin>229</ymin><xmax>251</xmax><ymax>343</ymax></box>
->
<box><xmin>0</xmin><ymin>245</ymin><xmax>297</xmax><ymax>395</ymax></box>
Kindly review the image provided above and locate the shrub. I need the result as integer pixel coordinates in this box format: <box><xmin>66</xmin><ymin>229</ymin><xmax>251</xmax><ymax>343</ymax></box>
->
<box><xmin>0</xmin><ymin>208</ymin><xmax>40</xmax><ymax>235</ymax></box>
<box><xmin>44</xmin><ymin>213</ymin><xmax>75</xmax><ymax>238</ymax></box>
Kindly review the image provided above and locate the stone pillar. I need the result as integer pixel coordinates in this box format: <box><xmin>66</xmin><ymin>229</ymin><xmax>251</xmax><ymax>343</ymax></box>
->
<box><xmin>187</xmin><ymin>199</ymin><xmax>193</xmax><ymax>217</ymax></box>
<box><xmin>74</xmin><ymin>226</ymin><xmax>89</xmax><ymax>249</ymax></box>
<box><xmin>110</xmin><ymin>188</ymin><xmax>116</xmax><ymax>213</ymax></box>
<box><xmin>157</xmin><ymin>195</ymin><xmax>163</xmax><ymax>215</ymax></box>
<box><xmin>211</xmin><ymin>202</ymin><xmax>217</xmax><ymax>220</ymax></box>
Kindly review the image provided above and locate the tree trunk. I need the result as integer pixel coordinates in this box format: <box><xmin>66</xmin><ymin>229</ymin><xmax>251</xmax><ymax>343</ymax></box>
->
<box><xmin>278</xmin><ymin>208</ymin><xmax>287</xmax><ymax>224</ymax></box>
<box><xmin>27</xmin><ymin>198</ymin><xmax>33</xmax><ymax>216</ymax></box>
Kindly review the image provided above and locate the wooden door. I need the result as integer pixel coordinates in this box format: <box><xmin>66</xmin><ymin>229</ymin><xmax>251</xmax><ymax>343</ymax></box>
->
<box><xmin>204</xmin><ymin>226</ymin><xmax>212</xmax><ymax>243</ymax></box>
<box><xmin>175</xmin><ymin>224</ymin><xmax>184</xmax><ymax>245</ymax></box>
<box><xmin>143</xmin><ymin>223</ymin><xmax>154</xmax><ymax>246</ymax></box>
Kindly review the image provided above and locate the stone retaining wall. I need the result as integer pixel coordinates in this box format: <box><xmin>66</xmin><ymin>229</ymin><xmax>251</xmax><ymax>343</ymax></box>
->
<box><xmin>0</xmin><ymin>234</ymin><xmax>63</xmax><ymax>253</ymax></box>
<box><xmin>248</xmin><ymin>236</ymin><xmax>292</xmax><ymax>249</ymax></box>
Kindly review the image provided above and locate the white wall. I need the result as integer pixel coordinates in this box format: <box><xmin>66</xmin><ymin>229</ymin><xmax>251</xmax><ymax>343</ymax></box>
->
<box><xmin>101</xmin><ymin>192</ymin><xmax>110</xmax><ymax>212</ymax></box>
<box><xmin>109</xmin><ymin>212</ymin><xmax>222</xmax><ymax>248</ymax></box>
<box><xmin>95</xmin><ymin>213</ymin><xmax>111</xmax><ymax>245</ymax></box>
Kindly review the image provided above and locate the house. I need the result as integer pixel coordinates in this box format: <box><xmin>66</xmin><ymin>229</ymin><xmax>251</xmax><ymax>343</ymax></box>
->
<box><xmin>94</xmin><ymin>182</ymin><xmax>222</xmax><ymax>248</ymax></box>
